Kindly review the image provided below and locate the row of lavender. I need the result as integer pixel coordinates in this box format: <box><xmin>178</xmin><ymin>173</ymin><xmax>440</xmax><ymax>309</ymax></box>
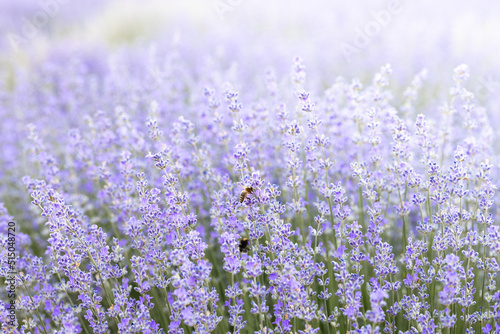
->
<box><xmin>1</xmin><ymin>46</ymin><xmax>499</xmax><ymax>334</ymax></box>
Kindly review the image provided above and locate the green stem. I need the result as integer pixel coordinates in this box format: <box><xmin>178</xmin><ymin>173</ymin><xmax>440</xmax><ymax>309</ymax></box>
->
<box><xmin>327</xmin><ymin>198</ymin><xmax>338</xmax><ymax>250</ymax></box>
<box><xmin>358</xmin><ymin>186</ymin><xmax>365</xmax><ymax>230</ymax></box>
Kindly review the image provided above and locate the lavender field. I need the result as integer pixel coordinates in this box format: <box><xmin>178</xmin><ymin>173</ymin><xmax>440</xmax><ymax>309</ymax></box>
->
<box><xmin>1</xmin><ymin>1</ymin><xmax>500</xmax><ymax>333</ymax></box>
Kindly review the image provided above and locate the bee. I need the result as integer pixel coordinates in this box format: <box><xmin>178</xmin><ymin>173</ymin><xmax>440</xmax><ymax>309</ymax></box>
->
<box><xmin>239</xmin><ymin>186</ymin><xmax>254</xmax><ymax>203</ymax></box>
<box><xmin>238</xmin><ymin>238</ymin><xmax>250</xmax><ymax>253</ymax></box>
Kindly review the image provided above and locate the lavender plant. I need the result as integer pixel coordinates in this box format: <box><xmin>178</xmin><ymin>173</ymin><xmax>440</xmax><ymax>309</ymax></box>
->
<box><xmin>1</xmin><ymin>43</ymin><xmax>499</xmax><ymax>334</ymax></box>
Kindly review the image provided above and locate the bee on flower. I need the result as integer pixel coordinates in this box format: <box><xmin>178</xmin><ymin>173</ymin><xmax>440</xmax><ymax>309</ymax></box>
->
<box><xmin>239</xmin><ymin>186</ymin><xmax>255</xmax><ymax>203</ymax></box>
<box><xmin>238</xmin><ymin>238</ymin><xmax>250</xmax><ymax>253</ymax></box>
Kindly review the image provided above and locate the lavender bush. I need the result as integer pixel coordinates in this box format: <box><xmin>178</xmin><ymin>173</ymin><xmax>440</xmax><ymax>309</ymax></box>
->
<box><xmin>1</xmin><ymin>26</ymin><xmax>500</xmax><ymax>334</ymax></box>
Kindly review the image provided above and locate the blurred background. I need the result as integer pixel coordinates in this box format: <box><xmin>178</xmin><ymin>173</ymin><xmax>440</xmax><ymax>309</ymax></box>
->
<box><xmin>1</xmin><ymin>0</ymin><xmax>500</xmax><ymax>101</ymax></box>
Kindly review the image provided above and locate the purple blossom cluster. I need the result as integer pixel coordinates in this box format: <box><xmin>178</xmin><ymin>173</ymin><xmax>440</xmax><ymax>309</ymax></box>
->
<box><xmin>1</xmin><ymin>42</ymin><xmax>500</xmax><ymax>334</ymax></box>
